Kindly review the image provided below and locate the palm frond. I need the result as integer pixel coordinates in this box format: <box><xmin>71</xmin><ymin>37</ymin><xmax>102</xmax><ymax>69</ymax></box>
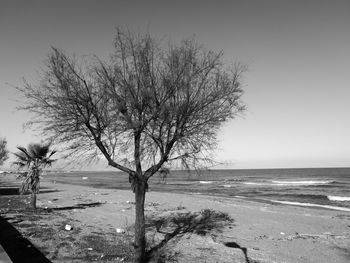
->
<box><xmin>13</xmin><ymin>152</ymin><xmax>32</xmax><ymax>167</ymax></box>
<box><xmin>13</xmin><ymin>153</ymin><xmax>26</xmax><ymax>162</ymax></box>
<box><xmin>48</xmin><ymin>150</ymin><xmax>57</xmax><ymax>158</ymax></box>
<box><xmin>43</xmin><ymin>158</ymin><xmax>56</xmax><ymax>166</ymax></box>
<box><xmin>38</xmin><ymin>144</ymin><xmax>51</xmax><ymax>158</ymax></box>
<box><xmin>16</xmin><ymin>146</ymin><xmax>32</xmax><ymax>160</ymax></box>
<box><xmin>27</xmin><ymin>143</ymin><xmax>53</xmax><ymax>160</ymax></box>
<box><xmin>28</xmin><ymin>144</ymin><xmax>41</xmax><ymax>159</ymax></box>
<box><xmin>12</xmin><ymin>161</ymin><xmax>28</xmax><ymax>168</ymax></box>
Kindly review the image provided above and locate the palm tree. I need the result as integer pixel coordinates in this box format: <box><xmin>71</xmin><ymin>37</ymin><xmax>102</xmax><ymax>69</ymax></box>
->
<box><xmin>13</xmin><ymin>143</ymin><xmax>56</xmax><ymax>210</ymax></box>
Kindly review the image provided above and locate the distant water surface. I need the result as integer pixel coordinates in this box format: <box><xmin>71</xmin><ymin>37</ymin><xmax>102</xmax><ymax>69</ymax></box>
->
<box><xmin>46</xmin><ymin>168</ymin><xmax>350</xmax><ymax>212</ymax></box>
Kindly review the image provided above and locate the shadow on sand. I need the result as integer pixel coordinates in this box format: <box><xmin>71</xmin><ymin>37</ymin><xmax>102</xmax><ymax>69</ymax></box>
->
<box><xmin>44</xmin><ymin>202</ymin><xmax>104</xmax><ymax>212</ymax></box>
<box><xmin>0</xmin><ymin>215</ymin><xmax>52</xmax><ymax>263</ymax></box>
<box><xmin>0</xmin><ymin>188</ymin><xmax>19</xmax><ymax>195</ymax></box>
<box><xmin>144</xmin><ymin>209</ymin><xmax>251</xmax><ymax>262</ymax></box>
<box><xmin>0</xmin><ymin>187</ymin><xmax>60</xmax><ymax>196</ymax></box>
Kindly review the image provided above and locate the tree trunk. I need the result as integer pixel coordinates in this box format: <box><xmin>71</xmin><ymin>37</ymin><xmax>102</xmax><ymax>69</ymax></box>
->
<box><xmin>31</xmin><ymin>192</ymin><xmax>37</xmax><ymax>210</ymax></box>
<box><xmin>134</xmin><ymin>179</ymin><xmax>147</xmax><ymax>262</ymax></box>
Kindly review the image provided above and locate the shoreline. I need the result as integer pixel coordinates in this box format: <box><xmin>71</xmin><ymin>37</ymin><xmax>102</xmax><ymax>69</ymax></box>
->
<box><xmin>40</xmin><ymin>168</ymin><xmax>350</xmax><ymax>214</ymax></box>
<box><xmin>1</xmin><ymin>176</ymin><xmax>350</xmax><ymax>262</ymax></box>
<box><xmin>43</xmin><ymin>175</ymin><xmax>350</xmax><ymax>213</ymax></box>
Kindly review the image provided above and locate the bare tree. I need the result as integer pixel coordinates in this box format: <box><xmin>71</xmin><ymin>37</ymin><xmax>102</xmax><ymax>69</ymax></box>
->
<box><xmin>17</xmin><ymin>29</ymin><xmax>245</xmax><ymax>262</ymax></box>
<box><xmin>0</xmin><ymin>137</ymin><xmax>9</xmax><ymax>166</ymax></box>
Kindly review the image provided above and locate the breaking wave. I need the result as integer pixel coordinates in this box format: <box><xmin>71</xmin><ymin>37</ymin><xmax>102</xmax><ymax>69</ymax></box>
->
<box><xmin>270</xmin><ymin>200</ymin><xmax>350</xmax><ymax>212</ymax></box>
<box><xmin>243</xmin><ymin>180</ymin><xmax>335</xmax><ymax>186</ymax></box>
<box><xmin>242</xmin><ymin>182</ymin><xmax>273</xmax><ymax>186</ymax></box>
<box><xmin>271</xmin><ymin>180</ymin><xmax>334</xmax><ymax>186</ymax></box>
<box><xmin>327</xmin><ymin>196</ymin><xmax>350</xmax><ymax>202</ymax></box>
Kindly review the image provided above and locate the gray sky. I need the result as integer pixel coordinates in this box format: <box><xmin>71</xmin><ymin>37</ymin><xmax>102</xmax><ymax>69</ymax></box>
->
<box><xmin>1</xmin><ymin>0</ymin><xmax>349</xmax><ymax>169</ymax></box>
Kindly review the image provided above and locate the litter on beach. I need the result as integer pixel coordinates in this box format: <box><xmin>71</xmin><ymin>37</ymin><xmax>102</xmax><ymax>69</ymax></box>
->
<box><xmin>116</xmin><ymin>228</ymin><xmax>125</xmax><ymax>233</ymax></box>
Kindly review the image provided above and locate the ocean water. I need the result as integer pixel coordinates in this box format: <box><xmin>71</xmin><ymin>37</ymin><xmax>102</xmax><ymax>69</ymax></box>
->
<box><xmin>47</xmin><ymin>167</ymin><xmax>350</xmax><ymax>212</ymax></box>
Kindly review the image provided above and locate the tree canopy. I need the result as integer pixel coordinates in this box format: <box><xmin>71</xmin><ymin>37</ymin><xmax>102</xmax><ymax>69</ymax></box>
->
<box><xmin>17</xmin><ymin>28</ymin><xmax>246</xmax><ymax>261</ymax></box>
<box><xmin>18</xmin><ymin>29</ymin><xmax>245</xmax><ymax>179</ymax></box>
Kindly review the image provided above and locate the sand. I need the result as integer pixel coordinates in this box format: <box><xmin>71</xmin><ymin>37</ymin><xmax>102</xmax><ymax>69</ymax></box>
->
<box><xmin>1</xmin><ymin>176</ymin><xmax>350</xmax><ymax>262</ymax></box>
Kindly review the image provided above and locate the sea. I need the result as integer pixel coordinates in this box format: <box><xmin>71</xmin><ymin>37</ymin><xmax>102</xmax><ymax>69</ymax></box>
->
<box><xmin>46</xmin><ymin>167</ymin><xmax>350</xmax><ymax>212</ymax></box>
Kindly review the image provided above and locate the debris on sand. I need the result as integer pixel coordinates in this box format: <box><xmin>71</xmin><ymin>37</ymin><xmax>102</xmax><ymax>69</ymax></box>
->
<box><xmin>116</xmin><ymin>228</ymin><xmax>125</xmax><ymax>234</ymax></box>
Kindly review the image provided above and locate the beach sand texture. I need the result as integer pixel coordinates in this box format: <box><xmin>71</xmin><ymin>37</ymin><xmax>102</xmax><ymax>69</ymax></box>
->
<box><xmin>0</xmin><ymin>175</ymin><xmax>349</xmax><ymax>262</ymax></box>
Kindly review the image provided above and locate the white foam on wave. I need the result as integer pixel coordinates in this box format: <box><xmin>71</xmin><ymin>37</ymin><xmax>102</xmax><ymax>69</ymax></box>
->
<box><xmin>328</xmin><ymin>196</ymin><xmax>350</xmax><ymax>201</ymax></box>
<box><xmin>243</xmin><ymin>180</ymin><xmax>334</xmax><ymax>187</ymax></box>
<box><xmin>243</xmin><ymin>182</ymin><xmax>273</xmax><ymax>186</ymax></box>
<box><xmin>270</xmin><ymin>200</ymin><xmax>350</xmax><ymax>212</ymax></box>
<box><xmin>271</xmin><ymin>180</ymin><xmax>333</xmax><ymax>186</ymax></box>
<box><xmin>223</xmin><ymin>184</ymin><xmax>233</xmax><ymax>188</ymax></box>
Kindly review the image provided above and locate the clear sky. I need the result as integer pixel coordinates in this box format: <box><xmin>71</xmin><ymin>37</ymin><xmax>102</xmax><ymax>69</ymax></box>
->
<box><xmin>0</xmin><ymin>0</ymin><xmax>349</xmax><ymax>169</ymax></box>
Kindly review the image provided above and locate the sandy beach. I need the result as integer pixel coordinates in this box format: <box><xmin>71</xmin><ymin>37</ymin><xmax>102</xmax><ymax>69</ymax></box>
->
<box><xmin>0</xmin><ymin>174</ymin><xmax>349</xmax><ymax>263</ymax></box>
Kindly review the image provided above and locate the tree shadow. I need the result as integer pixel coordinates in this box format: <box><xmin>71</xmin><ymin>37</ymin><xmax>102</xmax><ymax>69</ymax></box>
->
<box><xmin>0</xmin><ymin>187</ymin><xmax>19</xmax><ymax>195</ymax></box>
<box><xmin>0</xmin><ymin>187</ymin><xmax>60</xmax><ymax>196</ymax></box>
<box><xmin>44</xmin><ymin>202</ymin><xmax>104</xmax><ymax>212</ymax></box>
<box><xmin>224</xmin><ymin>241</ymin><xmax>250</xmax><ymax>263</ymax></box>
<box><xmin>145</xmin><ymin>209</ymin><xmax>250</xmax><ymax>262</ymax></box>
